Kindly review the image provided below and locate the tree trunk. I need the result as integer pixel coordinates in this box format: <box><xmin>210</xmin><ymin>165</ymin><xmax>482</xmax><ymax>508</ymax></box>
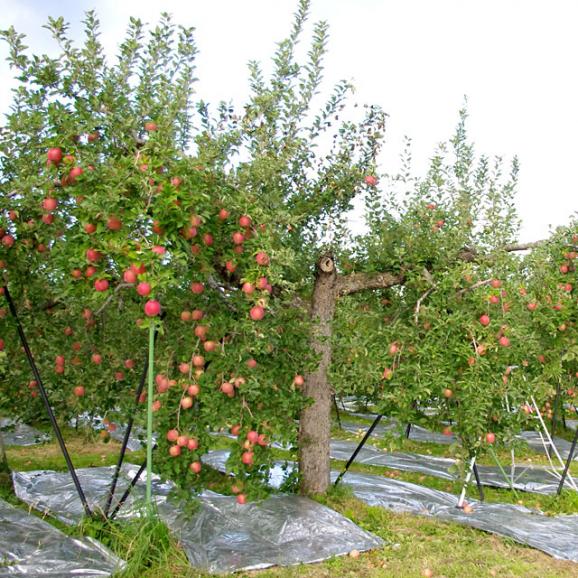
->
<box><xmin>0</xmin><ymin>431</ymin><xmax>13</xmax><ymax>494</ymax></box>
<box><xmin>299</xmin><ymin>255</ymin><xmax>337</xmax><ymax>495</ymax></box>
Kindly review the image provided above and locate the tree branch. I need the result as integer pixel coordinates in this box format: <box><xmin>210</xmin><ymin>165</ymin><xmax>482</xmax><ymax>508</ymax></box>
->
<box><xmin>335</xmin><ymin>271</ymin><xmax>404</xmax><ymax>297</ymax></box>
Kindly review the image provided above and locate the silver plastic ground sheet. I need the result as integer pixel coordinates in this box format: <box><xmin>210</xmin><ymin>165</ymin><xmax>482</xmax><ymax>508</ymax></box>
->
<box><xmin>0</xmin><ymin>419</ymin><xmax>49</xmax><ymax>447</ymax></box>
<box><xmin>0</xmin><ymin>498</ymin><xmax>124</xmax><ymax>577</ymax></box>
<box><xmin>329</xmin><ymin>440</ymin><xmax>575</xmax><ymax>494</ymax></box>
<box><xmin>12</xmin><ymin>465</ymin><xmax>383</xmax><ymax>574</ymax></box>
<box><xmin>202</xmin><ymin>450</ymin><xmax>578</xmax><ymax>563</ymax></box>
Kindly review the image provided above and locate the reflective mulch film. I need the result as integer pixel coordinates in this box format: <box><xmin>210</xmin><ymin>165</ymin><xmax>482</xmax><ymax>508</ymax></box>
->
<box><xmin>12</xmin><ymin>465</ymin><xmax>383</xmax><ymax>574</ymax></box>
<box><xmin>338</xmin><ymin>470</ymin><xmax>578</xmax><ymax>563</ymax></box>
<box><xmin>0</xmin><ymin>498</ymin><xmax>124</xmax><ymax>577</ymax></box>
<box><xmin>329</xmin><ymin>440</ymin><xmax>575</xmax><ymax>495</ymax></box>
<box><xmin>0</xmin><ymin>418</ymin><xmax>50</xmax><ymax>447</ymax></box>
<box><xmin>203</xmin><ymin>450</ymin><xmax>578</xmax><ymax>563</ymax></box>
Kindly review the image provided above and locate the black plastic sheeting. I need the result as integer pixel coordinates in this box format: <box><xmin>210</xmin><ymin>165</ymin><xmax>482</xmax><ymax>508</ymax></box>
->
<box><xmin>202</xmin><ymin>450</ymin><xmax>578</xmax><ymax>563</ymax></box>
<box><xmin>0</xmin><ymin>498</ymin><xmax>124</xmax><ymax>577</ymax></box>
<box><xmin>12</xmin><ymin>465</ymin><xmax>384</xmax><ymax>574</ymax></box>
<box><xmin>329</xmin><ymin>440</ymin><xmax>575</xmax><ymax>495</ymax></box>
<box><xmin>0</xmin><ymin>418</ymin><xmax>49</xmax><ymax>447</ymax></box>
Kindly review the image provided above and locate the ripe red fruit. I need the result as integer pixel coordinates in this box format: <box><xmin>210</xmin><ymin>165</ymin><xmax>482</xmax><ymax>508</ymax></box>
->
<box><xmin>190</xmin><ymin>282</ymin><xmax>204</xmax><ymax>294</ymax></box>
<box><xmin>498</xmin><ymin>336</ymin><xmax>510</xmax><ymax>347</ymax></box>
<box><xmin>203</xmin><ymin>233</ymin><xmax>214</xmax><ymax>246</ymax></box>
<box><xmin>479</xmin><ymin>314</ymin><xmax>490</xmax><ymax>326</ymax></box>
<box><xmin>187</xmin><ymin>438</ymin><xmax>199</xmax><ymax>451</ymax></box>
<box><xmin>364</xmin><ymin>175</ymin><xmax>377</xmax><ymax>186</ymax></box>
<box><xmin>485</xmin><ymin>432</ymin><xmax>496</xmax><ymax>444</ymax></box>
<box><xmin>192</xmin><ymin>355</ymin><xmax>205</xmax><ymax>368</ymax></box>
<box><xmin>191</xmin><ymin>309</ymin><xmax>204</xmax><ymax>321</ymax></box>
<box><xmin>189</xmin><ymin>461</ymin><xmax>202</xmax><ymax>474</ymax></box>
<box><xmin>91</xmin><ymin>353</ymin><xmax>102</xmax><ymax>364</ymax></box>
<box><xmin>41</xmin><ymin>214</ymin><xmax>54</xmax><ymax>225</ymax></box>
<box><xmin>166</xmin><ymin>429</ymin><xmax>179</xmax><ymax>442</ymax></box>
<box><xmin>86</xmin><ymin>248</ymin><xmax>102</xmax><ymax>262</ymax></box>
<box><xmin>42</xmin><ymin>197</ymin><xmax>58</xmax><ymax>212</ymax></box>
<box><xmin>257</xmin><ymin>434</ymin><xmax>268</xmax><ymax>447</ymax></box>
<box><xmin>218</xmin><ymin>208</ymin><xmax>230</xmax><ymax>220</ymax></box>
<box><xmin>246</xmin><ymin>431</ymin><xmax>259</xmax><ymax>444</ymax></box>
<box><xmin>241</xmin><ymin>451</ymin><xmax>254</xmax><ymax>465</ymax></box>
<box><xmin>232</xmin><ymin>232</ymin><xmax>245</xmax><ymax>245</ymax></box>
<box><xmin>131</xmin><ymin>263</ymin><xmax>146</xmax><ymax>275</ymax></box>
<box><xmin>246</xmin><ymin>358</ymin><xmax>257</xmax><ymax>369</ymax></box>
<box><xmin>564</xmin><ymin>283</ymin><xmax>573</xmax><ymax>292</ymax></box>
<box><xmin>443</xmin><ymin>388</ymin><xmax>453</xmax><ymax>399</ymax></box>
<box><xmin>255</xmin><ymin>252</ymin><xmax>270</xmax><ymax>266</ymax></box>
<box><xmin>231</xmin><ymin>425</ymin><xmax>241</xmax><ymax>436</ymax></box>
<box><xmin>144</xmin><ymin>300</ymin><xmax>161</xmax><ymax>317</ymax></box>
<box><xmin>249</xmin><ymin>306</ymin><xmax>265</xmax><ymax>321</ymax></box>
<box><xmin>225</xmin><ymin>260</ymin><xmax>237</xmax><ymax>273</ymax></box>
<box><xmin>490</xmin><ymin>279</ymin><xmax>502</xmax><ymax>289</ymax></box>
<box><xmin>94</xmin><ymin>279</ymin><xmax>109</xmax><ymax>292</ymax></box>
<box><xmin>124</xmin><ymin>359</ymin><xmax>135</xmax><ymax>369</ymax></box>
<box><xmin>203</xmin><ymin>340</ymin><xmax>217</xmax><ymax>352</ymax></box>
<box><xmin>55</xmin><ymin>355</ymin><xmax>65</xmax><ymax>366</ymax></box>
<box><xmin>121</xmin><ymin>270</ymin><xmax>136</xmax><ymax>284</ymax></box>
<box><xmin>489</xmin><ymin>295</ymin><xmax>499</xmax><ymax>304</ymax></box>
<box><xmin>221</xmin><ymin>382</ymin><xmax>234</xmax><ymax>395</ymax></box>
<box><xmin>242</xmin><ymin>283</ymin><xmax>255</xmax><ymax>295</ymax></box>
<box><xmin>194</xmin><ymin>325</ymin><xmax>208</xmax><ymax>340</ymax></box>
<box><xmin>1</xmin><ymin>235</ymin><xmax>14</xmax><ymax>248</ymax></box>
<box><xmin>180</xmin><ymin>310</ymin><xmax>192</xmax><ymax>322</ymax></box>
<box><xmin>190</xmin><ymin>215</ymin><xmax>202</xmax><ymax>227</ymax></box>
<box><xmin>187</xmin><ymin>384</ymin><xmax>200</xmax><ymax>396</ymax></box>
<box><xmin>169</xmin><ymin>445</ymin><xmax>181</xmax><ymax>457</ymax></box>
<box><xmin>382</xmin><ymin>367</ymin><xmax>393</xmax><ymax>380</ymax></box>
<box><xmin>256</xmin><ymin>277</ymin><xmax>268</xmax><ymax>290</ymax></box>
<box><xmin>47</xmin><ymin>148</ymin><xmax>63</xmax><ymax>163</ymax></box>
<box><xmin>144</xmin><ymin>121</ymin><xmax>158</xmax><ymax>132</ymax></box>
<box><xmin>69</xmin><ymin>166</ymin><xmax>83</xmax><ymax>181</ymax></box>
<box><xmin>388</xmin><ymin>343</ymin><xmax>399</xmax><ymax>355</ymax></box>
<box><xmin>239</xmin><ymin>215</ymin><xmax>252</xmax><ymax>228</ymax></box>
<box><xmin>442</xmin><ymin>426</ymin><xmax>452</xmax><ymax>436</ymax></box>
<box><xmin>527</xmin><ymin>302</ymin><xmax>538</xmax><ymax>311</ymax></box>
<box><xmin>107</xmin><ymin>216</ymin><xmax>122</xmax><ymax>231</ymax></box>
<box><xmin>180</xmin><ymin>397</ymin><xmax>193</xmax><ymax>409</ymax></box>
<box><xmin>136</xmin><ymin>282</ymin><xmax>151</xmax><ymax>296</ymax></box>
<box><xmin>177</xmin><ymin>435</ymin><xmax>189</xmax><ymax>448</ymax></box>
<box><xmin>73</xmin><ymin>386</ymin><xmax>85</xmax><ymax>397</ymax></box>
<box><xmin>560</xmin><ymin>264</ymin><xmax>569</xmax><ymax>274</ymax></box>
<box><xmin>170</xmin><ymin>176</ymin><xmax>182</xmax><ymax>188</ymax></box>
<box><xmin>293</xmin><ymin>375</ymin><xmax>305</xmax><ymax>387</ymax></box>
<box><xmin>236</xmin><ymin>494</ymin><xmax>247</xmax><ymax>505</ymax></box>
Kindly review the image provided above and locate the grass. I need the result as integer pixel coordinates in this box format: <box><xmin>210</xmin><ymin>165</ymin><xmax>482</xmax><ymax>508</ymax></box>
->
<box><xmin>4</xmin><ymin>424</ymin><xmax>578</xmax><ymax>576</ymax></box>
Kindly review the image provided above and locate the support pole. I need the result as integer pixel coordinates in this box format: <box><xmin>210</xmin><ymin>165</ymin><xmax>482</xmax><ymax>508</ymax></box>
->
<box><xmin>104</xmin><ymin>330</ymin><xmax>155</xmax><ymax>518</ymax></box>
<box><xmin>405</xmin><ymin>423</ymin><xmax>412</xmax><ymax>439</ymax></box>
<box><xmin>457</xmin><ymin>455</ymin><xmax>476</xmax><ymax>508</ymax></box>
<box><xmin>557</xmin><ymin>424</ymin><xmax>578</xmax><ymax>495</ymax></box>
<box><xmin>3</xmin><ymin>285</ymin><xmax>92</xmax><ymax>518</ymax></box>
<box><xmin>334</xmin><ymin>414</ymin><xmax>383</xmax><ymax>487</ymax></box>
<box><xmin>333</xmin><ymin>395</ymin><xmax>342</xmax><ymax>429</ymax></box>
<box><xmin>146</xmin><ymin>323</ymin><xmax>155</xmax><ymax>508</ymax></box>
<box><xmin>472</xmin><ymin>462</ymin><xmax>485</xmax><ymax>502</ymax></box>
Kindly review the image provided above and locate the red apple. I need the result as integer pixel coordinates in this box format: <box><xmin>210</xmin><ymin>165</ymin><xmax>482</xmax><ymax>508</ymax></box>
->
<box><xmin>1</xmin><ymin>235</ymin><xmax>14</xmax><ymax>248</ymax></box>
<box><xmin>194</xmin><ymin>325</ymin><xmax>208</xmax><ymax>340</ymax></box>
<box><xmin>190</xmin><ymin>282</ymin><xmax>204</xmax><ymax>294</ymax></box>
<box><xmin>364</xmin><ymin>175</ymin><xmax>377</xmax><ymax>186</ymax></box>
<box><xmin>203</xmin><ymin>340</ymin><xmax>217</xmax><ymax>352</ymax></box>
<box><xmin>255</xmin><ymin>252</ymin><xmax>270</xmax><ymax>266</ymax></box>
<box><xmin>47</xmin><ymin>147</ymin><xmax>63</xmax><ymax>164</ymax></box>
<box><xmin>443</xmin><ymin>388</ymin><xmax>453</xmax><ymax>399</ymax></box>
<box><xmin>246</xmin><ymin>430</ymin><xmax>259</xmax><ymax>444</ymax></box>
<box><xmin>42</xmin><ymin>197</ymin><xmax>58</xmax><ymax>212</ymax></box>
<box><xmin>169</xmin><ymin>445</ymin><xmax>181</xmax><ymax>457</ymax></box>
<box><xmin>136</xmin><ymin>282</ymin><xmax>151</xmax><ymax>296</ymax></box>
<box><xmin>69</xmin><ymin>166</ymin><xmax>83</xmax><ymax>181</ymax></box>
<box><xmin>489</xmin><ymin>295</ymin><xmax>499</xmax><ymax>304</ymax></box>
<box><xmin>239</xmin><ymin>215</ymin><xmax>252</xmax><ymax>228</ymax></box>
<box><xmin>189</xmin><ymin>461</ymin><xmax>202</xmax><ymax>474</ymax></box>
<box><xmin>218</xmin><ymin>208</ymin><xmax>230</xmax><ymax>220</ymax></box>
<box><xmin>498</xmin><ymin>336</ymin><xmax>510</xmax><ymax>347</ymax></box>
<box><xmin>236</xmin><ymin>494</ymin><xmax>247</xmax><ymax>505</ymax></box>
<box><xmin>203</xmin><ymin>233</ymin><xmax>213</xmax><ymax>246</ymax></box>
<box><xmin>293</xmin><ymin>375</ymin><xmax>305</xmax><ymax>387</ymax></box>
<box><xmin>107</xmin><ymin>216</ymin><xmax>122</xmax><ymax>231</ymax></box>
<box><xmin>124</xmin><ymin>359</ymin><xmax>135</xmax><ymax>369</ymax></box>
<box><xmin>246</xmin><ymin>358</ymin><xmax>257</xmax><ymax>369</ymax></box>
<box><xmin>232</xmin><ymin>231</ymin><xmax>245</xmax><ymax>245</ymax></box>
<box><xmin>527</xmin><ymin>302</ymin><xmax>538</xmax><ymax>311</ymax></box>
<box><xmin>94</xmin><ymin>278</ymin><xmax>109</xmax><ymax>292</ymax></box>
<box><xmin>187</xmin><ymin>384</ymin><xmax>200</xmax><ymax>396</ymax></box>
<box><xmin>479</xmin><ymin>314</ymin><xmax>490</xmax><ymax>326</ymax></box>
<box><xmin>250</xmin><ymin>306</ymin><xmax>265</xmax><ymax>321</ymax></box>
<box><xmin>242</xmin><ymin>283</ymin><xmax>255</xmax><ymax>295</ymax></box>
<box><xmin>485</xmin><ymin>432</ymin><xmax>496</xmax><ymax>444</ymax></box>
<box><xmin>73</xmin><ymin>385</ymin><xmax>85</xmax><ymax>397</ymax></box>
<box><xmin>91</xmin><ymin>353</ymin><xmax>102</xmax><ymax>364</ymax></box>
<box><xmin>192</xmin><ymin>355</ymin><xmax>205</xmax><ymax>368</ymax></box>
<box><xmin>221</xmin><ymin>382</ymin><xmax>234</xmax><ymax>395</ymax></box>
<box><xmin>490</xmin><ymin>279</ymin><xmax>502</xmax><ymax>289</ymax></box>
<box><xmin>144</xmin><ymin>300</ymin><xmax>161</xmax><ymax>316</ymax></box>
<box><xmin>241</xmin><ymin>451</ymin><xmax>254</xmax><ymax>465</ymax></box>
<box><xmin>187</xmin><ymin>438</ymin><xmax>199</xmax><ymax>451</ymax></box>
<box><xmin>225</xmin><ymin>260</ymin><xmax>237</xmax><ymax>273</ymax></box>
<box><xmin>144</xmin><ymin>121</ymin><xmax>158</xmax><ymax>132</ymax></box>
<box><xmin>180</xmin><ymin>396</ymin><xmax>193</xmax><ymax>409</ymax></box>
<box><xmin>123</xmin><ymin>269</ymin><xmax>137</xmax><ymax>284</ymax></box>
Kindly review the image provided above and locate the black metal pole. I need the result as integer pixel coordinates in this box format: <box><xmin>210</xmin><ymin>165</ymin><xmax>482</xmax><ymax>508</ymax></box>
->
<box><xmin>3</xmin><ymin>285</ymin><xmax>93</xmax><ymax>518</ymax></box>
<box><xmin>556</xmin><ymin>423</ymin><xmax>578</xmax><ymax>495</ymax></box>
<box><xmin>472</xmin><ymin>462</ymin><xmax>485</xmax><ymax>501</ymax></box>
<box><xmin>109</xmin><ymin>445</ymin><xmax>157</xmax><ymax>521</ymax></box>
<box><xmin>334</xmin><ymin>414</ymin><xmax>382</xmax><ymax>487</ymax></box>
<box><xmin>333</xmin><ymin>395</ymin><xmax>342</xmax><ymax>430</ymax></box>
<box><xmin>405</xmin><ymin>423</ymin><xmax>412</xmax><ymax>439</ymax></box>
<box><xmin>103</xmin><ymin>335</ymin><xmax>153</xmax><ymax>518</ymax></box>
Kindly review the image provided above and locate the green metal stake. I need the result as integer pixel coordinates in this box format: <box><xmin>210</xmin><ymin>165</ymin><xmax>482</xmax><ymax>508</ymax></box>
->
<box><xmin>146</xmin><ymin>323</ymin><xmax>155</xmax><ymax>508</ymax></box>
<box><xmin>488</xmin><ymin>446</ymin><xmax>519</xmax><ymax>499</ymax></box>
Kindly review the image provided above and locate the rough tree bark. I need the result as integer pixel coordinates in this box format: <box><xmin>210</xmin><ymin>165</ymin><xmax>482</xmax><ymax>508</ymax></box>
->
<box><xmin>298</xmin><ymin>256</ymin><xmax>404</xmax><ymax>495</ymax></box>
<box><xmin>298</xmin><ymin>255</ymin><xmax>338</xmax><ymax>495</ymax></box>
<box><xmin>0</xmin><ymin>432</ymin><xmax>13</xmax><ymax>494</ymax></box>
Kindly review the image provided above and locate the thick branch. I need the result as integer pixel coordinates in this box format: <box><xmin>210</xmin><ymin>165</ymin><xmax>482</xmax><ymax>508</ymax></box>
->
<box><xmin>503</xmin><ymin>240</ymin><xmax>545</xmax><ymax>252</ymax></box>
<box><xmin>336</xmin><ymin>271</ymin><xmax>404</xmax><ymax>296</ymax></box>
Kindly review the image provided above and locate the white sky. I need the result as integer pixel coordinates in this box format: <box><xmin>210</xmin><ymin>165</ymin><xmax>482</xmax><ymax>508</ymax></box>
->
<box><xmin>1</xmin><ymin>0</ymin><xmax>577</xmax><ymax>242</ymax></box>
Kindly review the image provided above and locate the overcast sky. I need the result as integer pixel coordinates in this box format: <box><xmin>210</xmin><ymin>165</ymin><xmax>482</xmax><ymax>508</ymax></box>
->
<box><xmin>1</xmin><ymin>0</ymin><xmax>577</xmax><ymax>242</ymax></box>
